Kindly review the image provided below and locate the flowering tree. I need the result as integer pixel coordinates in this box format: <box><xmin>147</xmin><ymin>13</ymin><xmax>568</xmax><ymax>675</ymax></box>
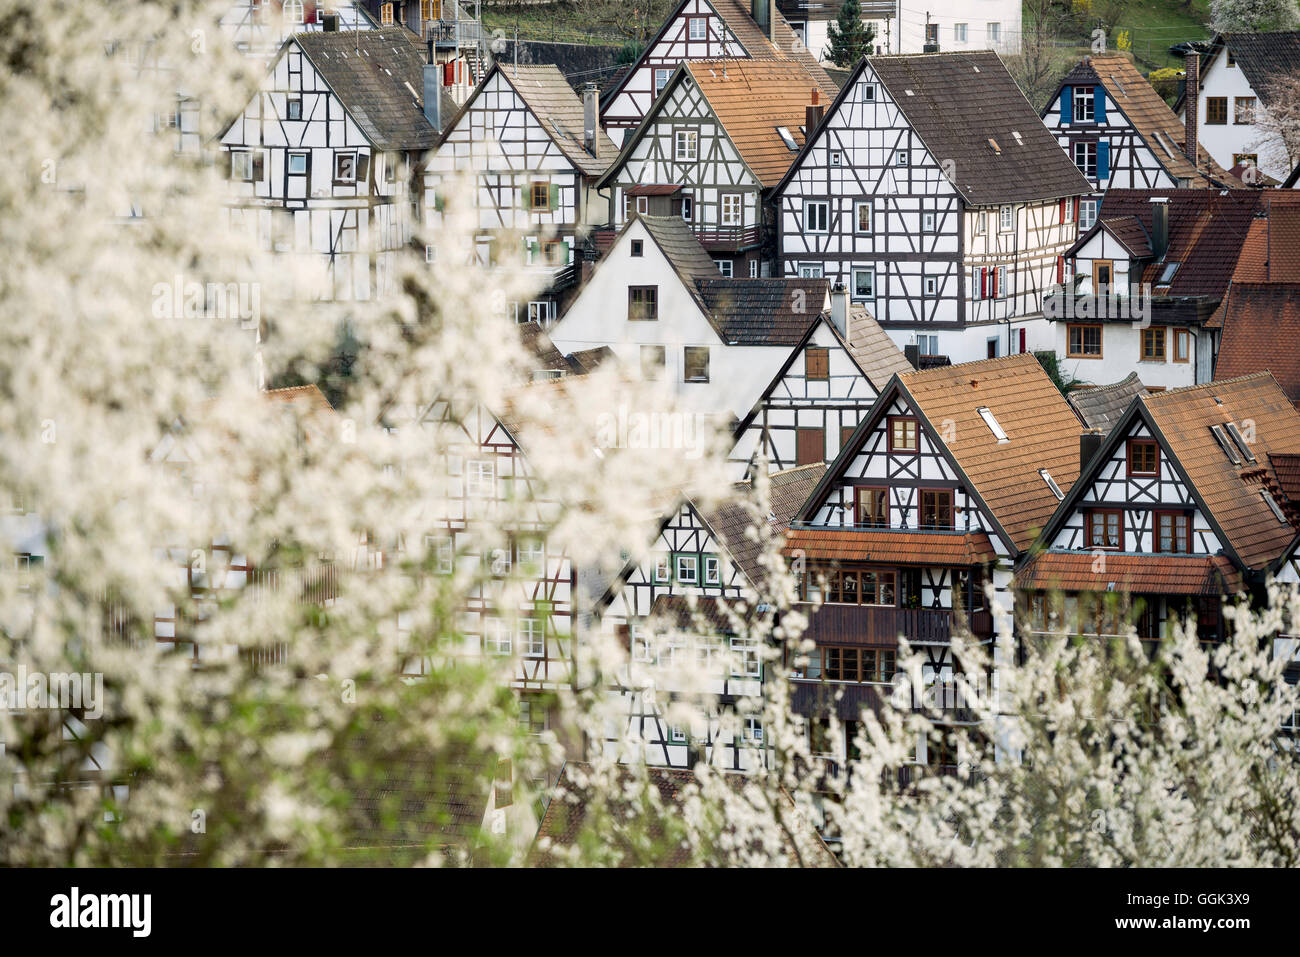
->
<box><xmin>1210</xmin><ymin>0</ymin><xmax>1300</xmax><ymax>32</ymax></box>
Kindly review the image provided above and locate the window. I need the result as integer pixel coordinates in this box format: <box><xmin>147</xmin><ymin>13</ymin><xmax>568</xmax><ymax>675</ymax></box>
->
<box><xmin>1234</xmin><ymin>97</ymin><xmax>1256</xmax><ymax>124</ymax></box>
<box><xmin>888</xmin><ymin>417</ymin><xmax>918</xmax><ymax>453</ymax></box>
<box><xmin>1079</xmin><ymin>199</ymin><xmax>1098</xmax><ymax>229</ymax></box>
<box><xmin>830</xmin><ymin>150</ymin><xmax>843</xmax><ymax>167</ymax></box>
<box><xmin>804</xmin><ymin>200</ymin><xmax>829</xmax><ymax>232</ymax></box>
<box><xmin>530</xmin><ymin>180</ymin><xmax>550</xmax><ymax>210</ymax></box>
<box><xmin>1128</xmin><ymin>439</ymin><xmax>1159</xmax><ymax>476</ymax></box>
<box><xmin>732</xmin><ymin>637</ymin><xmax>760</xmax><ymax>677</ymax></box>
<box><xmin>1234</xmin><ymin>152</ymin><xmax>1258</xmax><ymax>168</ymax></box>
<box><xmin>640</xmin><ymin>344</ymin><xmax>665</xmax><ymax>379</ymax></box>
<box><xmin>796</xmin><ymin>428</ymin><xmax>824</xmax><ymax>466</ymax></box>
<box><xmin>630</xmin><ymin>239</ymin><xmax>643</xmax><ymax>257</ymax></box>
<box><xmin>858</xmin><ymin>82</ymin><xmax>876</xmax><ymax>102</ymax></box>
<box><xmin>284</xmin><ymin>0</ymin><xmax>304</xmax><ymax>22</ymax></box>
<box><xmin>976</xmin><ymin>211</ymin><xmax>987</xmax><ymax>235</ymax></box>
<box><xmin>855</xmin><ymin>487</ymin><xmax>887</xmax><ymax>527</ymax></box>
<box><xmin>799</xmin><ymin>263</ymin><xmax>823</xmax><ymax>279</ymax></box>
<box><xmin>466</xmin><ymin>459</ymin><xmax>496</xmax><ymax>497</ymax></box>
<box><xmin>954</xmin><ymin>22</ymin><xmax>967</xmax><ymax>42</ymax></box>
<box><xmin>1206</xmin><ymin>97</ymin><xmax>1228</xmax><ymax>125</ymax></box>
<box><xmin>627</xmin><ymin>285</ymin><xmax>658</xmax><ymax>320</ymax></box>
<box><xmin>483</xmin><ymin>618</ymin><xmax>511</xmax><ymax>655</ymax></box>
<box><xmin>668</xmin><ymin>725</ymin><xmax>687</xmax><ymax>744</ymax></box>
<box><xmin>744</xmin><ymin>717</ymin><xmax>763</xmax><ymax>743</ymax></box>
<box><xmin>704</xmin><ymin>555</ymin><xmax>721</xmax><ymax>585</ymax></box>
<box><xmin>1086</xmin><ymin>509</ymin><xmax>1122</xmax><ymax>549</ymax></box>
<box><xmin>1210</xmin><ymin>425</ymin><xmax>1243</xmax><ymax>465</ymax></box>
<box><xmin>653</xmin><ymin>556</ymin><xmax>671</xmax><ymax>583</ymax></box>
<box><xmin>987</xmin><ymin>22</ymin><xmax>1001</xmax><ymax>43</ymax></box>
<box><xmin>334</xmin><ymin>152</ymin><xmax>358</xmax><ymax>184</ymax></box>
<box><xmin>924</xmin><ymin>276</ymin><xmax>937</xmax><ymax>296</ymax></box>
<box><xmin>1225</xmin><ymin>422</ymin><xmax>1256</xmax><ymax>463</ymax></box>
<box><xmin>380</xmin><ymin>2</ymin><xmax>394</xmax><ymax>23</ymax></box>
<box><xmin>805</xmin><ymin>347</ymin><xmax>829</xmax><ymax>380</ymax></box>
<box><xmin>287</xmin><ymin>151</ymin><xmax>308</xmax><ymax>175</ymax></box>
<box><xmin>683</xmin><ymin>346</ymin><xmax>709</xmax><ymax>382</ymax></box>
<box><xmin>721</xmin><ymin>192</ymin><xmax>742</xmax><ymax>227</ymax></box>
<box><xmin>1072</xmin><ymin>86</ymin><xmax>1095</xmax><ymax>123</ymax></box>
<box><xmin>749</xmin><ymin>259</ymin><xmax>758</xmax><ymax>277</ymax></box>
<box><xmin>919</xmin><ymin>489</ymin><xmax>953</xmax><ymax>529</ymax></box>
<box><xmin>855</xmin><ymin>201</ymin><xmax>871</xmax><ymax>233</ymax></box>
<box><xmin>654</xmin><ymin>69</ymin><xmax>671</xmax><ymax>94</ymax></box>
<box><xmin>230</xmin><ymin>150</ymin><xmax>262</xmax><ymax>181</ymax></box>
<box><xmin>1092</xmin><ymin>259</ymin><xmax>1113</xmax><ymax>290</ymax></box>
<box><xmin>519</xmin><ymin>617</ymin><xmax>545</xmax><ymax>657</ymax></box>
<box><xmin>286</xmin><ymin>96</ymin><xmax>302</xmax><ymax>120</ymax></box>
<box><xmin>1157</xmin><ymin>262</ymin><xmax>1179</xmax><ymax>285</ymax></box>
<box><xmin>999</xmin><ymin>205</ymin><xmax>1014</xmax><ymax>232</ymax></box>
<box><xmin>675</xmin><ymin>554</ymin><xmax>698</xmax><ymax>584</ymax></box>
<box><xmin>851</xmin><ymin>267</ymin><xmax>874</xmax><ymax>301</ymax></box>
<box><xmin>1173</xmin><ymin>327</ymin><xmax>1190</xmax><ymax>363</ymax></box>
<box><xmin>894</xmin><ymin>149</ymin><xmax>909</xmax><ymax>167</ymax></box>
<box><xmin>674</xmin><ymin>129</ymin><xmax>698</xmax><ymax>162</ymax></box>
<box><xmin>681</xmin><ymin>196</ymin><xmax>693</xmax><ymax>221</ymax></box>
<box><xmin>543</xmin><ymin>241</ymin><xmax>567</xmax><ymax>266</ymax></box>
<box><xmin>687</xmin><ymin>15</ymin><xmax>706</xmax><ymax>39</ymax></box>
<box><xmin>1156</xmin><ymin>511</ymin><xmax>1190</xmax><ymax>554</ymax></box>
<box><xmin>1040</xmin><ymin>469</ymin><xmax>1064</xmax><ymax>500</ymax></box>
<box><xmin>776</xmin><ymin>126</ymin><xmax>799</xmax><ymax>150</ymax></box>
<box><xmin>922</xmin><ymin>210</ymin><xmax>936</xmax><ymax>232</ymax></box>
<box><xmin>427</xmin><ymin>535</ymin><xmax>454</xmax><ymax>575</ymax></box>
<box><xmin>1073</xmin><ymin>140</ymin><xmax>1098</xmax><ymax>177</ymax></box>
<box><xmin>1263</xmin><ymin>490</ymin><xmax>1288</xmax><ymax>523</ymax></box>
<box><xmin>917</xmin><ymin>334</ymin><xmax>939</xmax><ymax>356</ymax></box>
<box><xmin>1067</xmin><ymin>324</ymin><xmax>1102</xmax><ymax>357</ymax></box>
<box><xmin>1141</xmin><ymin>326</ymin><xmax>1166</xmax><ymax>362</ymax></box>
<box><xmin>422</xmin><ymin>0</ymin><xmax>441</xmax><ymax>20</ymax></box>
<box><xmin>715</xmin><ymin>258</ymin><xmax>732</xmax><ymax>277</ymax></box>
<box><xmin>996</xmin><ymin>265</ymin><xmax>1008</xmax><ymax>298</ymax></box>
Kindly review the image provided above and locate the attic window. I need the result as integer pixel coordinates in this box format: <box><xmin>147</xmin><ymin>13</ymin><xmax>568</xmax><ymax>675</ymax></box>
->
<box><xmin>1262</xmin><ymin>490</ymin><xmax>1287</xmax><ymax>523</ymax></box>
<box><xmin>1210</xmin><ymin>424</ymin><xmax>1243</xmax><ymax>465</ymax></box>
<box><xmin>1225</xmin><ymin>421</ymin><xmax>1256</xmax><ymax>463</ymax></box>
<box><xmin>1040</xmin><ymin>468</ymin><xmax>1064</xmax><ymax>500</ymax></box>
<box><xmin>776</xmin><ymin>126</ymin><xmax>799</xmax><ymax>151</ymax></box>
<box><xmin>1011</xmin><ymin>131</ymin><xmax>1023</xmax><ymax>145</ymax></box>
<box><xmin>904</xmin><ymin>88</ymin><xmax>915</xmax><ymax>96</ymax></box>
<box><xmin>1157</xmin><ymin>262</ymin><xmax>1179</xmax><ymax>284</ymax></box>
<box><xmin>976</xmin><ymin>406</ymin><xmax>1009</xmax><ymax>443</ymax></box>
<box><xmin>987</xmin><ymin>137</ymin><xmax>1001</xmax><ymax>154</ymax></box>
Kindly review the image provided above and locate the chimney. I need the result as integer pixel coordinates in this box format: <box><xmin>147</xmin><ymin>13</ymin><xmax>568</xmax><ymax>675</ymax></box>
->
<box><xmin>1184</xmin><ymin>53</ymin><xmax>1200</xmax><ymax>167</ymax></box>
<box><xmin>322</xmin><ymin>13</ymin><xmax>339</xmax><ymax>31</ymax></box>
<box><xmin>1080</xmin><ymin>430</ymin><xmax>1102</xmax><ymax>473</ymax></box>
<box><xmin>806</xmin><ymin>89</ymin><xmax>824</xmax><ymax>133</ymax></box>
<box><xmin>423</xmin><ymin>42</ymin><xmax>441</xmax><ymax>132</ymax></box>
<box><xmin>752</xmin><ymin>0</ymin><xmax>773</xmax><ymax>39</ymax></box>
<box><xmin>904</xmin><ymin>343</ymin><xmax>921</xmax><ymax>370</ymax></box>
<box><xmin>829</xmin><ymin>281</ymin><xmax>848</xmax><ymax>335</ymax></box>
<box><xmin>1150</xmin><ymin>197</ymin><xmax>1170</xmax><ymax>260</ymax></box>
<box><xmin>583</xmin><ymin>82</ymin><xmax>598</xmax><ymax>156</ymax></box>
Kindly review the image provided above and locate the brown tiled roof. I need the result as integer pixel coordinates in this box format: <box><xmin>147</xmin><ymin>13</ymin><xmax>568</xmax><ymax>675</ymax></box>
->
<box><xmin>565</xmin><ymin>346</ymin><xmax>618</xmax><ymax>374</ymax></box>
<box><xmin>1062</xmin><ymin>54</ymin><xmax>1239</xmax><ymax>187</ymax></box>
<box><xmin>843</xmin><ymin>305</ymin><xmax>915</xmax><ymax>390</ymax></box>
<box><xmin>710</xmin><ymin>0</ymin><xmax>840</xmax><ymax>100</ymax></box>
<box><xmin>1067</xmin><ymin>372</ymin><xmax>1147</xmax><ymax>434</ymax></box>
<box><xmin>863</xmin><ymin>52</ymin><xmax>1092</xmax><ymax>205</ymax></box>
<box><xmin>899</xmin><ymin>353</ymin><xmax>1083</xmax><ymax>552</ymax></box>
<box><xmin>1213</xmin><ymin>284</ymin><xmax>1300</xmax><ymax>406</ymax></box>
<box><xmin>498</xmin><ymin>64</ymin><xmax>620</xmax><ymax>176</ymax></box>
<box><xmin>295</xmin><ymin>28</ymin><xmax>441</xmax><ymax>149</ymax></box>
<box><xmin>687</xmin><ymin>58</ymin><xmax>826</xmax><ymax>186</ymax></box>
<box><xmin>517</xmin><ymin>320</ymin><xmax>571</xmax><ymax>376</ymax></box>
<box><xmin>1270</xmin><ymin>452</ymin><xmax>1300</xmax><ymax>502</ymax></box>
<box><xmin>529</xmin><ymin>762</ymin><xmax>839</xmax><ymax>867</ymax></box>
<box><xmin>699</xmin><ymin>278</ymin><xmax>828</xmax><ymax>344</ymax></box>
<box><xmin>1016</xmin><ymin>551</ymin><xmax>1244</xmax><ymax>595</ymax></box>
<box><xmin>1099</xmin><ymin>216</ymin><xmax>1153</xmax><ymax>258</ymax></box>
<box><xmin>1269</xmin><ymin>203</ymin><xmax>1300</xmax><ymax>279</ymax></box>
<box><xmin>264</xmin><ymin>384</ymin><xmax>335</xmax><ymax>414</ymax></box>
<box><xmin>1143</xmin><ymin>373</ymin><xmax>1300</xmax><ymax>570</ymax></box>
<box><xmin>783</xmin><ymin>527</ymin><xmax>999</xmax><ymax>565</ymax></box>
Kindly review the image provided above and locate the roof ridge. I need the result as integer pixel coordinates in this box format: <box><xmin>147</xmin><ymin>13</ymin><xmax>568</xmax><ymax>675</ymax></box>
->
<box><xmin>1143</xmin><ymin>371</ymin><xmax>1275</xmax><ymax>402</ymax></box>
<box><xmin>900</xmin><ymin>351</ymin><xmax>1037</xmax><ymax>378</ymax></box>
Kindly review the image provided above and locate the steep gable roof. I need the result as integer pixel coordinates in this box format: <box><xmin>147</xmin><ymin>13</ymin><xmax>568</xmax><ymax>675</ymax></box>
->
<box><xmin>1213</xmin><ymin>283</ymin><xmax>1300</xmax><ymax>406</ymax></box>
<box><xmin>857</xmin><ymin>51</ymin><xmax>1092</xmax><ymax>205</ymax></box>
<box><xmin>493</xmin><ymin>64</ymin><xmax>619</xmax><ymax>176</ymax></box>
<box><xmin>294</xmin><ymin>27</ymin><xmax>440</xmax><ymax>149</ymax></box>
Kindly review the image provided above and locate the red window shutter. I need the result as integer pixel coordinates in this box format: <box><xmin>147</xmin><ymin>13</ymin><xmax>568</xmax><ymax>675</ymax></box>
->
<box><xmin>1019</xmin><ymin>328</ymin><xmax>1027</xmax><ymax>353</ymax></box>
<box><xmin>304</xmin><ymin>0</ymin><xmax>317</xmax><ymax>23</ymax></box>
<box><xmin>1073</xmin><ymin>197</ymin><xmax>1079</xmax><ymax>220</ymax></box>
<box><xmin>980</xmin><ymin>267</ymin><xmax>988</xmax><ymax>299</ymax></box>
<box><xmin>1056</xmin><ymin>255</ymin><xmax>1064</xmax><ymax>284</ymax></box>
<box><xmin>443</xmin><ymin>62</ymin><xmax>454</xmax><ymax>86</ymax></box>
<box><xmin>1059</xmin><ymin>198</ymin><xmax>1066</xmax><ymax>223</ymax></box>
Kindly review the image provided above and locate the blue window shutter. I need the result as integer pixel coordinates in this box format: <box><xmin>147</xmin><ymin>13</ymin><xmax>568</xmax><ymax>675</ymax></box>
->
<box><xmin>1097</xmin><ymin>141</ymin><xmax>1110</xmax><ymax>180</ymax></box>
<box><xmin>1094</xmin><ymin>86</ymin><xmax>1106</xmax><ymax>122</ymax></box>
<box><xmin>1061</xmin><ymin>88</ymin><xmax>1072</xmax><ymax>124</ymax></box>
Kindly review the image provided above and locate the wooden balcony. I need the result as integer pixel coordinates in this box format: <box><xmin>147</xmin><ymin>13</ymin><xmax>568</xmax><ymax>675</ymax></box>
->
<box><xmin>799</xmin><ymin>604</ymin><xmax>992</xmax><ymax>645</ymax></box>
<box><xmin>693</xmin><ymin>225</ymin><xmax>761</xmax><ymax>250</ymax></box>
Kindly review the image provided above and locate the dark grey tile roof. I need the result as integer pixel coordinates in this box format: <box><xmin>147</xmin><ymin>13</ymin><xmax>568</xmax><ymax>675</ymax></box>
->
<box><xmin>1099</xmin><ymin>215</ymin><xmax>1153</xmax><ymax>258</ymax></box>
<box><xmin>866</xmin><ymin>51</ymin><xmax>1092</xmax><ymax>205</ymax></box>
<box><xmin>496</xmin><ymin>64</ymin><xmax>619</xmax><ymax>176</ymax></box>
<box><xmin>699</xmin><ymin>278</ymin><xmax>829</xmax><ymax>345</ymax></box>
<box><xmin>1067</xmin><ymin>372</ymin><xmax>1146</xmax><ymax>434</ymax></box>
<box><xmin>517</xmin><ymin>321</ymin><xmax>570</xmax><ymax>376</ymax></box>
<box><xmin>1223</xmin><ymin>32</ymin><xmax>1300</xmax><ymax>108</ymax></box>
<box><xmin>295</xmin><ymin>27</ymin><xmax>442</xmax><ymax>149</ymax></box>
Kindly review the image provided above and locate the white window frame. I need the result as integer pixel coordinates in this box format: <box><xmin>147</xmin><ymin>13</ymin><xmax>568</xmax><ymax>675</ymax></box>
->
<box><xmin>1079</xmin><ymin>198</ymin><xmax>1099</xmax><ymax>229</ymax></box>
<box><xmin>483</xmin><ymin>617</ymin><xmax>511</xmax><ymax>655</ymax></box>
<box><xmin>852</xmin><ymin>266</ymin><xmax>874</xmax><ymax>301</ymax></box>
<box><xmin>894</xmin><ymin>149</ymin><xmax>909</xmax><ymax>167</ymax></box>
<box><xmin>519</xmin><ymin>617</ymin><xmax>545</xmax><ymax>657</ymax></box>
<box><xmin>744</xmin><ymin>717</ymin><xmax>763</xmax><ymax>743</ymax></box>
<box><xmin>284</xmin><ymin>0</ymin><xmax>305</xmax><ymax>23</ymax></box>
<box><xmin>465</xmin><ymin>458</ymin><xmax>496</xmax><ymax>497</ymax></box>
<box><xmin>999</xmin><ymin>204</ymin><xmax>1014</xmax><ymax>232</ymax></box>
<box><xmin>1073</xmin><ymin>86</ymin><xmax>1095</xmax><ymax>123</ymax></box>
<box><xmin>731</xmin><ymin>637</ymin><xmax>761</xmax><ymax>677</ymax></box>
<box><xmin>922</xmin><ymin>210</ymin><xmax>936</xmax><ymax>232</ymax></box>
<box><xmin>996</xmin><ymin>265</ymin><xmax>1008</xmax><ymax>299</ymax></box>
<box><xmin>231</xmin><ymin>150</ymin><xmax>256</xmax><ymax>181</ymax></box>
<box><xmin>855</xmin><ymin>201</ymin><xmax>871</xmax><ymax>233</ymax></box>
<box><xmin>954</xmin><ymin>22</ymin><xmax>967</xmax><ymax>42</ymax></box>
<box><xmin>654</xmin><ymin>556</ymin><xmax>671</xmax><ymax>583</ymax></box>
<box><xmin>804</xmin><ymin>200</ymin><xmax>829</xmax><ymax>233</ymax></box>
<box><xmin>1073</xmin><ymin>140</ymin><xmax>1097</xmax><ymax>177</ymax></box>
<box><xmin>674</xmin><ymin>128</ymin><xmax>698</xmax><ymax>162</ymax></box>
<box><xmin>924</xmin><ymin>275</ymin><xmax>938</xmax><ymax>296</ymax></box>
<box><xmin>721</xmin><ymin>192</ymin><xmax>743</xmax><ymax>227</ymax></box>
<box><xmin>654</xmin><ymin>68</ymin><xmax>671</xmax><ymax>94</ymax></box>
<box><xmin>715</xmin><ymin>259</ymin><xmax>733</xmax><ymax>277</ymax></box>
<box><xmin>798</xmin><ymin>263</ymin><xmax>823</xmax><ymax>278</ymax></box>
<box><xmin>688</xmin><ymin>15</ymin><xmax>707</xmax><ymax>39</ymax></box>
<box><xmin>987</xmin><ymin>21</ymin><xmax>1001</xmax><ymax>44</ymax></box>
<box><xmin>704</xmin><ymin>555</ymin><xmax>721</xmax><ymax>585</ymax></box>
<box><xmin>829</xmin><ymin>150</ymin><xmax>843</xmax><ymax>167</ymax></box>
<box><xmin>858</xmin><ymin>81</ymin><xmax>876</xmax><ymax>102</ymax></box>
<box><xmin>676</xmin><ymin>554</ymin><xmax>698</xmax><ymax>584</ymax></box>
<box><xmin>749</xmin><ymin>259</ymin><xmax>759</xmax><ymax>277</ymax></box>
<box><xmin>517</xmin><ymin>538</ymin><xmax>545</xmax><ymax>576</ymax></box>
<box><xmin>287</xmin><ymin>151</ymin><xmax>308</xmax><ymax>175</ymax></box>
<box><xmin>426</xmin><ymin>535</ymin><xmax>454</xmax><ymax>575</ymax></box>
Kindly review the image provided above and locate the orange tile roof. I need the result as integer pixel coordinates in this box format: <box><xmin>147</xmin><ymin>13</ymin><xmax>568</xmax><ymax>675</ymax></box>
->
<box><xmin>1212</xmin><ymin>284</ymin><xmax>1300</xmax><ymax>405</ymax></box>
<box><xmin>898</xmin><ymin>354</ymin><xmax>1083</xmax><ymax>552</ymax></box>
<box><xmin>709</xmin><ymin>0</ymin><xmax>839</xmax><ymax>100</ymax></box>
<box><xmin>783</xmin><ymin>527</ymin><xmax>998</xmax><ymax>565</ymax></box>
<box><xmin>687</xmin><ymin>59</ymin><xmax>824</xmax><ymax>187</ymax></box>
<box><xmin>1143</xmin><ymin>373</ymin><xmax>1300</xmax><ymax>570</ymax></box>
<box><xmin>1016</xmin><ymin>551</ymin><xmax>1244</xmax><ymax>596</ymax></box>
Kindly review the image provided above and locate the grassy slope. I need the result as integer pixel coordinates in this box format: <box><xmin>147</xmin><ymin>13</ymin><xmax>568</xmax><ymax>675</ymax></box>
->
<box><xmin>481</xmin><ymin>0</ymin><xmax>678</xmax><ymax>47</ymax></box>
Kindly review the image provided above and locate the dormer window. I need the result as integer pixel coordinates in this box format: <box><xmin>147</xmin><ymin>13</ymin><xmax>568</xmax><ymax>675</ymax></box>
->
<box><xmin>1072</xmin><ymin>86</ymin><xmax>1095</xmax><ymax>123</ymax></box>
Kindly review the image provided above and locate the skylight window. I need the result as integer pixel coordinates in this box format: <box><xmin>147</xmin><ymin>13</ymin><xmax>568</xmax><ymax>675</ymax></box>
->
<box><xmin>987</xmin><ymin>137</ymin><xmax>1001</xmax><ymax>154</ymax></box>
<box><xmin>1225</xmin><ymin>422</ymin><xmax>1257</xmax><ymax>462</ymax></box>
<box><xmin>1011</xmin><ymin>131</ymin><xmax>1023</xmax><ymax>145</ymax></box>
<box><xmin>1158</xmin><ymin>262</ymin><xmax>1179</xmax><ymax>284</ymax></box>
<box><xmin>1040</xmin><ymin>468</ymin><xmax>1064</xmax><ymax>500</ymax></box>
<box><xmin>976</xmin><ymin>406</ymin><xmax>1009</xmax><ymax>443</ymax></box>
<box><xmin>776</xmin><ymin>126</ymin><xmax>798</xmax><ymax>151</ymax></box>
<box><xmin>1262</xmin><ymin>490</ymin><xmax>1287</xmax><ymax>523</ymax></box>
<box><xmin>1210</xmin><ymin>424</ymin><xmax>1242</xmax><ymax>465</ymax></box>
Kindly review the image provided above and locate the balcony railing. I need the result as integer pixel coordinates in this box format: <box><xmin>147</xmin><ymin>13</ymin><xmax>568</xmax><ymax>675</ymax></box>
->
<box><xmin>430</xmin><ymin>18</ymin><xmax>481</xmax><ymax>50</ymax></box>
<box><xmin>692</xmin><ymin>225</ymin><xmax>761</xmax><ymax>250</ymax></box>
<box><xmin>799</xmin><ymin>604</ymin><xmax>992</xmax><ymax>644</ymax></box>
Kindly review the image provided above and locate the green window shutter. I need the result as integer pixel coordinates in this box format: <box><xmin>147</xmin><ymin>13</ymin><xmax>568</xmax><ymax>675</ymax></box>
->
<box><xmin>548</xmin><ymin>183</ymin><xmax>560</xmax><ymax>210</ymax></box>
<box><xmin>559</xmin><ymin>241</ymin><xmax>570</xmax><ymax>264</ymax></box>
<box><xmin>433</xmin><ymin>192</ymin><xmax>445</xmax><ymax>213</ymax></box>
<box><xmin>519</xmin><ymin>185</ymin><xmax>530</xmax><ymax>210</ymax></box>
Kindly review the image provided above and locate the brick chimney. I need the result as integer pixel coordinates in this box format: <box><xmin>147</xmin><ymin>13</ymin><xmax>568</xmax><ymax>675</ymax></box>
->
<box><xmin>805</xmin><ymin>88</ymin><xmax>824</xmax><ymax>132</ymax></box>
<box><xmin>1184</xmin><ymin>53</ymin><xmax>1200</xmax><ymax>168</ymax></box>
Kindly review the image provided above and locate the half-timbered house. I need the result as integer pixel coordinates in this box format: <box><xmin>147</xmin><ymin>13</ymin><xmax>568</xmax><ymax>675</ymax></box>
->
<box><xmin>600</xmin><ymin>0</ymin><xmax>837</xmax><ymax>145</ymax></box>
<box><xmin>596</xmin><ymin>463</ymin><xmax>826</xmax><ymax>771</ymax></box>
<box><xmin>1018</xmin><ymin>373</ymin><xmax>1300</xmax><ymax>646</ymax></box>
<box><xmin>772</xmin><ymin>51</ymin><xmax>1092</xmax><ymax>364</ymax></box>
<box><xmin>1042</xmin><ymin>54</ymin><xmax>1240</xmax><ymax>226</ymax></box>
<box><xmin>220</xmin><ymin>1</ymin><xmax>378</xmax><ymax>61</ymax></box>
<box><xmin>360</xmin><ymin>0</ymin><xmax>487</xmax><ymax>102</ymax></box>
<box><xmin>423</xmin><ymin>63</ymin><xmax>619</xmax><ymax>325</ymax></box>
<box><xmin>598</xmin><ymin>57</ymin><xmax>834</xmax><ymax>277</ymax></box>
<box><xmin>547</xmin><ymin>214</ymin><xmax>829</xmax><ymax>418</ymax></box>
<box><xmin>219</xmin><ymin>27</ymin><xmax>446</xmax><ymax>301</ymax></box>
<box><xmin>781</xmin><ymin>353</ymin><xmax>1083</xmax><ymax>769</ymax></box>
<box><xmin>727</xmin><ymin>288</ymin><xmax>913</xmax><ymax>478</ymax></box>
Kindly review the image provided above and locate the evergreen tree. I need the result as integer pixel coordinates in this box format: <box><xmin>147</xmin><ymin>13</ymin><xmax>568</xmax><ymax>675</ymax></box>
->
<box><xmin>824</xmin><ymin>0</ymin><xmax>876</xmax><ymax>68</ymax></box>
